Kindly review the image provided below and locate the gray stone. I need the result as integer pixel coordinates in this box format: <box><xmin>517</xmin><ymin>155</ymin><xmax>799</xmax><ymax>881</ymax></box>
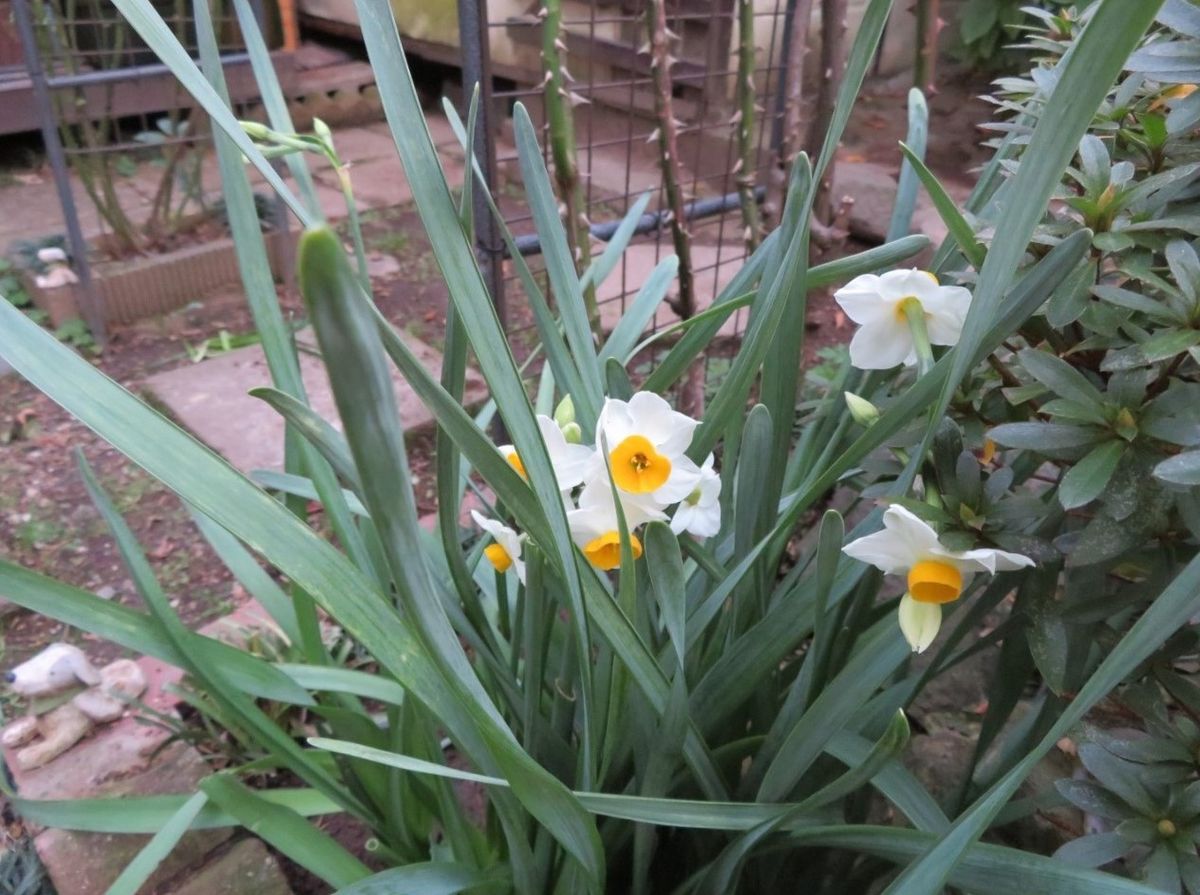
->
<box><xmin>831</xmin><ymin>159</ymin><xmax>968</xmax><ymax>253</ymax></box>
<box><xmin>832</xmin><ymin>162</ymin><xmax>899</xmax><ymax>245</ymax></box>
<box><xmin>162</xmin><ymin>839</ymin><xmax>293</xmax><ymax>895</ymax></box>
<box><xmin>142</xmin><ymin>326</ymin><xmax>488</xmax><ymax>473</ymax></box>
<box><xmin>903</xmin><ymin>728</ymin><xmax>976</xmax><ymax>808</ymax></box>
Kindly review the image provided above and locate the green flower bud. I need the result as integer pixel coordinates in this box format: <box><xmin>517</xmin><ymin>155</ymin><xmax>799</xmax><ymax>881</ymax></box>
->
<box><xmin>561</xmin><ymin>421</ymin><xmax>582</xmax><ymax>444</ymax></box>
<box><xmin>845</xmin><ymin>391</ymin><xmax>880</xmax><ymax>427</ymax></box>
<box><xmin>239</xmin><ymin>120</ymin><xmax>272</xmax><ymax>140</ymax></box>
<box><xmin>312</xmin><ymin>117</ymin><xmax>333</xmax><ymax>142</ymax></box>
<box><xmin>554</xmin><ymin>394</ymin><xmax>576</xmax><ymax>428</ymax></box>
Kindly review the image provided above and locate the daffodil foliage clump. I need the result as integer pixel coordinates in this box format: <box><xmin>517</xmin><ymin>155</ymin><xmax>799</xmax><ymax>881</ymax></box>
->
<box><xmin>0</xmin><ymin>1</ymin><xmax>1198</xmax><ymax>894</ymax></box>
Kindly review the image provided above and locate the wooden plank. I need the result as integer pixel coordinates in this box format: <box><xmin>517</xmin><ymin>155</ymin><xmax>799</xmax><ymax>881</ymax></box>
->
<box><xmin>0</xmin><ymin>51</ymin><xmax>294</xmax><ymax>137</ymax></box>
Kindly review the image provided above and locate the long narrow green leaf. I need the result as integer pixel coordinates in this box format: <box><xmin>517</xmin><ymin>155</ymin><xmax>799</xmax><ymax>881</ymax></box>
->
<box><xmin>333</xmin><ymin>863</ymin><xmax>508</xmax><ymax>895</ymax></box>
<box><xmin>580</xmin><ymin>192</ymin><xmax>652</xmax><ymax>292</ymax></box>
<box><xmin>354</xmin><ymin>0</ymin><xmax>602</xmax><ymax>826</ymax></box>
<box><xmin>200</xmin><ymin>775</ymin><xmax>369</xmax><ymax>890</ymax></box>
<box><xmin>899</xmin><ymin>142</ymin><xmax>985</xmax><ymax>268</ymax></box>
<box><xmin>104</xmin><ymin>792</ymin><xmax>209</xmax><ymax>895</ymax></box>
<box><xmin>513</xmin><ymin>103</ymin><xmax>603</xmax><ymax>417</ymax></box>
<box><xmin>188</xmin><ymin>506</ymin><xmax>301</xmax><ymax>644</ymax></box>
<box><xmin>0</xmin><ymin>559</ymin><xmax>312</xmax><ymax>704</ymax></box>
<box><xmin>700</xmin><ymin>711</ymin><xmax>910</xmax><ymax>895</ymax></box>
<box><xmin>887</xmin><ymin>89</ymin><xmax>929</xmax><ymax>242</ymax></box>
<box><xmin>758</xmin><ymin>616</ymin><xmax>908</xmax><ymax>800</ymax></box>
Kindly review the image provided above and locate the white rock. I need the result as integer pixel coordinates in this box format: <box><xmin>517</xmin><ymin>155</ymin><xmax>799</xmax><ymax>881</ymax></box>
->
<box><xmin>73</xmin><ymin>659</ymin><xmax>147</xmax><ymax>722</ymax></box>
<box><xmin>1</xmin><ymin>715</ymin><xmax>39</xmax><ymax>747</ymax></box>
<box><xmin>16</xmin><ymin>703</ymin><xmax>92</xmax><ymax>770</ymax></box>
<box><xmin>37</xmin><ymin>247</ymin><xmax>68</xmax><ymax>263</ymax></box>
<box><xmin>7</xmin><ymin>643</ymin><xmax>100</xmax><ymax>696</ymax></box>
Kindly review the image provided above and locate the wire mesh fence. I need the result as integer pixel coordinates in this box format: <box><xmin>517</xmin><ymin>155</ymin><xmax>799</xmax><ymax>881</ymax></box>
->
<box><xmin>461</xmin><ymin>0</ymin><xmax>800</xmax><ymax>379</ymax></box>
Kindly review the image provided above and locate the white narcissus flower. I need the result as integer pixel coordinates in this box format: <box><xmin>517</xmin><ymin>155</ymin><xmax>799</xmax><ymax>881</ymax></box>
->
<box><xmin>841</xmin><ymin>504</ymin><xmax>1033</xmax><ymax>653</ymax></box>
<box><xmin>499</xmin><ymin>415</ymin><xmax>593</xmax><ymax>492</ymax></box>
<box><xmin>833</xmin><ymin>269</ymin><xmax>972</xmax><ymax>370</ymax></box>
<box><xmin>568</xmin><ymin>475</ymin><xmax>662</xmax><ymax>571</ymax></box>
<box><xmin>470</xmin><ymin>510</ymin><xmax>526</xmax><ymax>583</ymax></box>
<box><xmin>670</xmin><ymin>454</ymin><xmax>721</xmax><ymax>538</ymax></box>
<box><xmin>592</xmin><ymin>392</ymin><xmax>702</xmax><ymax>505</ymax></box>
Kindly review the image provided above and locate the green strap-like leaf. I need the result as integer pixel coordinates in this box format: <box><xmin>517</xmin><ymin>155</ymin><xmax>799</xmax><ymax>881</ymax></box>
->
<box><xmin>104</xmin><ymin>792</ymin><xmax>210</xmax><ymax>895</ymax></box>
<box><xmin>200</xmin><ymin>775</ymin><xmax>369</xmax><ymax>890</ymax></box>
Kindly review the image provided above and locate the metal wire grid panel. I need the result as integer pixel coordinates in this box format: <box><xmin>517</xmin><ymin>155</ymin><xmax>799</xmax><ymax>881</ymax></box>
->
<box><xmin>462</xmin><ymin>0</ymin><xmax>797</xmax><ymax>377</ymax></box>
<box><xmin>12</xmin><ymin>0</ymin><xmax>265</xmax><ymax>341</ymax></box>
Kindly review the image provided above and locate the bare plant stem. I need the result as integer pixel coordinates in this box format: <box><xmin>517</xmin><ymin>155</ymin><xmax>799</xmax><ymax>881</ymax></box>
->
<box><xmin>645</xmin><ymin>0</ymin><xmax>695</xmax><ymax>319</ymax></box>
<box><xmin>541</xmin><ymin>0</ymin><xmax>598</xmax><ymax>329</ymax></box>
<box><xmin>807</xmin><ymin>0</ymin><xmax>847</xmax><ymax>224</ymax></box>
<box><xmin>734</xmin><ymin>0</ymin><xmax>762</xmax><ymax>249</ymax></box>
<box><xmin>914</xmin><ymin>0</ymin><xmax>940</xmax><ymax>94</ymax></box>
<box><xmin>780</xmin><ymin>0</ymin><xmax>815</xmax><ymax>166</ymax></box>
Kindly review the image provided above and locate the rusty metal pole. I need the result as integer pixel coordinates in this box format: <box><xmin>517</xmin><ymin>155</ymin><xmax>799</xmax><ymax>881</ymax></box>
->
<box><xmin>12</xmin><ymin>0</ymin><xmax>107</xmax><ymax>345</ymax></box>
<box><xmin>457</xmin><ymin>0</ymin><xmax>505</xmax><ymax>330</ymax></box>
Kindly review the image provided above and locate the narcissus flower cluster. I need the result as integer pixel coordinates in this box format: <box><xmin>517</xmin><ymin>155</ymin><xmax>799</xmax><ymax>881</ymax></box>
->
<box><xmin>473</xmin><ymin>392</ymin><xmax>721</xmax><ymax>577</ymax></box>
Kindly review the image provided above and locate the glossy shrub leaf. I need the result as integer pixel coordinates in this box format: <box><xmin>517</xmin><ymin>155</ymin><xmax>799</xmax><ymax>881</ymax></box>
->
<box><xmin>1058</xmin><ymin>441</ymin><xmax>1125</xmax><ymax>509</ymax></box>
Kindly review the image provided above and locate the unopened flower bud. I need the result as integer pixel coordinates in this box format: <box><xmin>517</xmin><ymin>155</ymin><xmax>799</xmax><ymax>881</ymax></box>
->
<box><xmin>845</xmin><ymin>391</ymin><xmax>879</xmax><ymax>427</ymax></box>
<box><xmin>239</xmin><ymin>120</ymin><xmax>271</xmax><ymax>140</ymax></box>
<box><xmin>554</xmin><ymin>394</ymin><xmax>576</xmax><ymax>428</ymax></box>
<box><xmin>561</xmin><ymin>421</ymin><xmax>582</xmax><ymax>444</ymax></box>
<box><xmin>312</xmin><ymin>118</ymin><xmax>333</xmax><ymax>142</ymax></box>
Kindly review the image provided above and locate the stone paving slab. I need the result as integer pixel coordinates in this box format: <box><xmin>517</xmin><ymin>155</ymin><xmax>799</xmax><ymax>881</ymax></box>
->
<box><xmin>164</xmin><ymin>838</ymin><xmax>293</xmax><ymax>895</ymax></box>
<box><xmin>31</xmin><ymin>741</ymin><xmax>232</xmax><ymax>895</ymax></box>
<box><xmin>143</xmin><ymin>326</ymin><xmax>488</xmax><ymax>473</ymax></box>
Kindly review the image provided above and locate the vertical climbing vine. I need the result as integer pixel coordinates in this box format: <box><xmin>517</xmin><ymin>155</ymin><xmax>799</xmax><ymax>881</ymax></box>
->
<box><xmin>734</xmin><ymin>0</ymin><xmax>762</xmax><ymax>249</ymax></box>
<box><xmin>541</xmin><ymin>0</ymin><xmax>598</xmax><ymax>328</ymax></box>
<box><xmin>645</xmin><ymin>0</ymin><xmax>695</xmax><ymax>321</ymax></box>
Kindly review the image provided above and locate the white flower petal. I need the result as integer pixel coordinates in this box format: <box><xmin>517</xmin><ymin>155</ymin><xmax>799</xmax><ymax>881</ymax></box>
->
<box><xmin>919</xmin><ymin>285</ymin><xmax>972</xmax><ymax>346</ymax></box>
<box><xmin>653</xmin><ymin>452</ymin><xmax>703</xmax><ymax>504</ymax></box>
<box><xmin>881</xmin><ymin>505</ymin><xmax>944</xmax><ymax>557</ymax></box>
<box><xmin>882</xmin><ymin>268</ymin><xmax>939</xmax><ymax>302</ymax></box>
<box><xmin>934</xmin><ymin>545</ymin><xmax>1034</xmax><ymax>575</ymax></box>
<box><xmin>842</xmin><ymin>528</ymin><xmax>916</xmax><ymax>574</ymax></box>
<box><xmin>628</xmin><ymin>391</ymin><xmax>699</xmax><ymax>457</ymax></box>
<box><xmin>897</xmin><ymin>594</ymin><xmax>941</xmax><ymax>653</ymax></box>
<box><xmin>537</xmin><ymin>414</ymin><xmax>593</xmax><ymax>490</ymax></box>
<box><xmin>848</xmin><ymin>321</ymin><xmax>915</xmax><ymax>370</ymax></box>
<box><xmin>470</xmin><ymin>510</ymin><xmax>525</xmax><ymax>582</ymax></box>
<box><xmin>834</xmin><ymin>275</ymin><xmax>896</xmax><ymax>325</ymax></box>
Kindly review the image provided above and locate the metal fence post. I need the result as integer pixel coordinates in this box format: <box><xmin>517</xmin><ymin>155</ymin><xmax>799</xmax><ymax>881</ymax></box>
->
<box><xmin>12</xmin><ymin>0</ymin><xmax>107</xmax><ymax>345</ymax></box>
<box><xmin>456</xmin><ymin>0</ymin><xmax>505</xmax><ymax>329</ymax></box>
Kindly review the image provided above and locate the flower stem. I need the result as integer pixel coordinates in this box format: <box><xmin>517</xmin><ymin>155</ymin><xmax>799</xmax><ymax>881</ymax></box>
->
<box><xmin>900</xmin><ymin>298</ymin><xmax>935</xmax><ymax>377</ymax></box>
